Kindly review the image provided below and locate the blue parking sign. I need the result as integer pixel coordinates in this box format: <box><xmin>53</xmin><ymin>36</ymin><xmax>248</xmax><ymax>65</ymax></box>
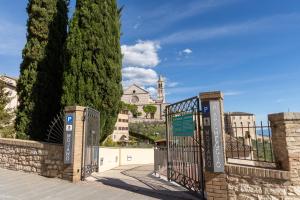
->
<box><xmin>66</xmin><ymin>116</ymin><xmax>73</xmax><ymax>124</ymax></box>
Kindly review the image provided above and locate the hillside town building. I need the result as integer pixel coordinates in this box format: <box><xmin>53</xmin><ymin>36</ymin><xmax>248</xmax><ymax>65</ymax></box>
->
<box><xmin>224</xmin><ymin>112</ymin><xmax>256</xmax><ymax>139</ymax></box>
<box><xmin>0</xmin><ymin>75</ymin><xmax>18</xmax><ymax>112</ymax></box>
<box><xmin>112</xmin><ymin>110</ymin><xmax>129</xmax><ymax>142</ymax></box>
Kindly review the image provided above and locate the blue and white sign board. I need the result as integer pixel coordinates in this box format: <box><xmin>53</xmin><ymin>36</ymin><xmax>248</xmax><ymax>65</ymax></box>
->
<box><xmin>66</xmin><ymin>116</ymin><xmax>73</xmax><ymax>124</ymax></box>
<box><xmin>64</xmin><ymin>113</ymin><xmax>75</xmax><ymax>164</ymax></box>
<box><xmin>202</xmin><ymin>100</ymin><xmax>225</xmax><ymax>173</ymax></box>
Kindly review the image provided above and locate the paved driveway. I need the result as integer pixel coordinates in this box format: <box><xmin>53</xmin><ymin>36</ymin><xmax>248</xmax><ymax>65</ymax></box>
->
<box><xmin>0</xmin><ymin>165</ymin><xmax>199</xmax><ymax>200</ymax></box>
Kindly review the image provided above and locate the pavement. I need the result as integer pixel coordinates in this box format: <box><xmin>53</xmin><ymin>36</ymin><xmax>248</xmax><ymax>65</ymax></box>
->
<box><xmin>0</xmin><ymin>165</ymin><xmax>199</xmax><ymax>200</ymax></box>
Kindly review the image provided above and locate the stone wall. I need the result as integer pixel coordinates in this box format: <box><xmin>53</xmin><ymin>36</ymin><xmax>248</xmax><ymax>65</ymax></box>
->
<box><xmin>0</xmin><ymin>138</ymin><xmax>64</xmax><ymax>178</ymax></box>
<box><xmin>205</xmin><ymin>164</ymin><xmax>300</xmax><ymax>200</ymax></box>
<box><xmin>226</xmin><ymin>164</ymin><xmax>300</xmax><ymax>200</ymax></box>
<box><xmin>205</xmin><ymin>112</ymin><xmax>300</xmax><ymax>200</ymax></box>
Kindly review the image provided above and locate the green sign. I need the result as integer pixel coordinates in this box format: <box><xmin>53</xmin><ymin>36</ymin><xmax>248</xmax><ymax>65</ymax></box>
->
<box><xmin>172</xmin><ymin>114</ymin><xmax>195</xmax><ymax>136</ymax></box>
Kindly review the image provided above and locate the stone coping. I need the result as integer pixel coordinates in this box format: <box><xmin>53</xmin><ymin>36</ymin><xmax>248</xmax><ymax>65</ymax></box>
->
<box><xmin>65</xmin><ymin>106</ymin><xmax>86</xmax><ymax>112</ymax></box>
<box><xmin>269</xmin><ymin>112</ymin><xmax>300</xmax><ymax>121</ymax></box>
<box><xmin>0</xmin><ymin>138</ymin><xmax>62</xmax><ymax>149</ymax></box>
<box><xmin>99</xmin><ymin>146</ymin><xmax>154</xmax><ymax>149</ymax></box>
<box><xmin>225</xmin><ymin>164</ymin><xmax>290</xmax><ymax>180</ymax></box>
<box><xmin>200</xmin><ymin>91</ymin><xmax>223</xmax><ymax>100</ymax></box>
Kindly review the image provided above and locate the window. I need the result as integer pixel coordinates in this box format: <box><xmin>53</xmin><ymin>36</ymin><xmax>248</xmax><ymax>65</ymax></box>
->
<box><xmin>151</xmin><ymin>113</ymin><xmax>155</xmax><ymax>119</ymax></box>
<box><xmin>131</xmin><ymin>95</ymin><xmax>139</xmax><ymax>103</ymax></box>
<box><xmin>120</xmin><ymin>110</ymin><xmax>129</xmax><ymax>115</ymax></box>
<box><xmin>245</xmin><ymin>131</ymin><xmax>251</xmax><ymax>139</ymax></box>
<box><xmin>118</xmin><ymin>119</ymin><xmax>129</xmax><ymax>122</ymax></box>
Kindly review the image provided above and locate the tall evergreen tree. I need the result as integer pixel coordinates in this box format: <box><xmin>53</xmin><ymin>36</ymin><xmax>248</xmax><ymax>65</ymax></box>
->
<box><xmin>16</xmin><ymin>0</ymin><xmax>68</xmax><ymax>140</ymax></box>
<box><xmin>62</xmin><ymin>0</ymin><xmax>122</xmax><ymax>143</ymax></box>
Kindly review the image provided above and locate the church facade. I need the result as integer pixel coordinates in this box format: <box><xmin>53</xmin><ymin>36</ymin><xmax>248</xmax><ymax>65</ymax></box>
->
<box><xmin>121</xmin><ymin>76</ymin><xmax>168</xmax><ymax>121</ymax></box>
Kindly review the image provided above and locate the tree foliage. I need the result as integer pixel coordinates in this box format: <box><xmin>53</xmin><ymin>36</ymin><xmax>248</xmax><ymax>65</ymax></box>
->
<box><xmin>15</xmin><ymin>0</ymin><xmax>68</xmax><ymax>140</ymax></box>
<box><xmin>120</xmin><ymin>101</ymin><xmax>141</xmax><ymax>118</ymax></box>
<box><xmin>61</xmin><ymin>0</ymin><xmax>123</xmax><ymax>143</ymax></box>
<box><xmin>129</xmin><ymin>122</ymin><xmax>165</xmax><ymax>141</ymax></box>
<box><xmin>0</xmin><ymin>78</ymin><xmax>15</xmax><ymax>138</ymax></box>
<box><xmin>143</xmin><ymin>105</ymin><xmax>157</xmax><ymax>119</ymax></box>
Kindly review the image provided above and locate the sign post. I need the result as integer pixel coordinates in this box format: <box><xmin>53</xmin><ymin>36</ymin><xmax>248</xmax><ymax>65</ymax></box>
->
<box><xmin>64</xmin><ymin>113</ymin><xmax>75</xmax><ymax>164</ymax></box>
<box><xmin>200</xmin><ymin>92</ymin><xmax>225</xmax><ymax>173</ymax></box>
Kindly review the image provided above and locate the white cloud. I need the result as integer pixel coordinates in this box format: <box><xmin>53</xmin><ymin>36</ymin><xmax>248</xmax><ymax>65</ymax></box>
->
<box><xmin>167</xmin><ymin>82</ymin><xmax>179</xmax><ymax>88</ymax></box>
<box><xmin>183</xmin><ymin>49</ymin><xmax>192</xmax><ymax>54</ymax></box>
<box><xmin>178</xmin><ymin>48</ymin><xmax>193</xmax><ymax>57</ymax></box>
<box><xmin>133</xmin><ymin>23</ymin><xmax>140</xmax><ymax>29</ymax></box>
<box><xmin>121</xmin><ymin>40</ymin><xmax>161</xmax><ymax>68</ymax></box>
<box><xmin>224</xmin><ymin>91</ymin><xmax>243</xmax><ymax>96</ymax></box>
<box><xmin>146</xmin><ymin>86</ymin><xmax>157</xmax><ymax>98</ymax></box>
<box><xmin>122</xmin><ymin>67</ymin><xmax>158</xmax><ymax>88</ymax></box>
<box><xmin>139</xmin><ymin>0</ymin><xmax>238</xmax><ymax>33</ymax></box>
<box><xmin>159</xmin><ymin>13</ymin><xmax>300</xmax><ymax>45</ymax></box>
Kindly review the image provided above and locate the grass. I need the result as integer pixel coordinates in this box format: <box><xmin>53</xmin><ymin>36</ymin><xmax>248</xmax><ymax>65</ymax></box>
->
<box><xmin>252</xmin><ymin>139</ymin><xmax>274</xmax><ymax>162</ymax></box>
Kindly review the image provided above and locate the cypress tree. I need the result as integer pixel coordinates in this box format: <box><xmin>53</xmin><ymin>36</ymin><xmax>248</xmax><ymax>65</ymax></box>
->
<box><xmin>16</xmin><ymin>0</ymin><xmax>68</xmax><ymax>140</ymax></box>
<box><xmin>62</xmin><ymin>0</ymin><xmax>122</xmax><ymax>143</ymax></box>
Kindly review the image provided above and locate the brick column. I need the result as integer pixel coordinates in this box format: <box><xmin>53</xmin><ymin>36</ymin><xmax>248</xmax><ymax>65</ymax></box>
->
<box><xmin>62</xmin><ymin>106</ymin><xmax>86</xmax><ymax>182</ymax></box>
<box><xmin>269</xmin><ymin>112</ymin><xmax>300</xmax><ymax>182</ymax></box>
<box><xmin>200</xmin><ymin>91</ymin><xmax>228</xmax><ymax>200</ymax></box>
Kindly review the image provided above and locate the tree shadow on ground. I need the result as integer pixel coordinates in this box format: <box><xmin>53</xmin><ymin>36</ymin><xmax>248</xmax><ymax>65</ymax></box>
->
<box><xmin>95</xmin><ymin>177</ymin><xmax>200</xmax><ymax>200</ymax></box>
<box><xmin>120</xmin><ymin>165</ymin><xmax>201</xmax><ymax>198</ymax></box>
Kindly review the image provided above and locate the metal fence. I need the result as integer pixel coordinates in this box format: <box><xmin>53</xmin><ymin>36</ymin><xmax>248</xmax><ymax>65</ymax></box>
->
<box><xmin>154</xmin><ymin>146</ymin><xmax>167</xmax><ymax>177</ymax></box>
<box><xmin>225</xmin><ymin>120</ymin><xmax>275</xmax><ymax>166</ymax></box>
<box><xmin>165</xmin><ymin>96</ymin><xmax>205</xmax><ymax>197</ymax></box>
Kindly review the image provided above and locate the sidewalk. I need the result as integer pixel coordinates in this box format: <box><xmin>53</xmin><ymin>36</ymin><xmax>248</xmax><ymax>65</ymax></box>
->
<box><xmin>0</xmin><ymin>165</ymin><xmax>199</xmax><ymax>200</ymax></box>
<box><xmin>91</xmin><ymin>164</ymin><xmax>199</xmax><ymax>200</ymax></box>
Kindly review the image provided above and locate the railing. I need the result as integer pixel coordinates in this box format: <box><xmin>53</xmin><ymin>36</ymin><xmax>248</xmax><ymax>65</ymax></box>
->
<box><xmin>225</xmin><ymin>120</ymin><xmax>276</xmax><ymax>167</ymax></box>
<box><xmin>154</xmin><ymin>146</ymin><xmax>168</xmax><ymax>177</ymax></box>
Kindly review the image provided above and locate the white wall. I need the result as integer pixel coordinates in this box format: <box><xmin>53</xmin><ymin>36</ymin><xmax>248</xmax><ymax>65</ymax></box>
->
<box><xmin>119</xmin><ymin>148</ymin><xmax>154</xmax><ymax>166</ymax></box>
<box><xmin>98</xmin><ymin>148</ymin><xmax>120</xmax><ymax>172</ymax></box>
<box><xmin>98</xmin><ymin>147</ymin><xmax>154</xmax><ymax>172</ymax></box>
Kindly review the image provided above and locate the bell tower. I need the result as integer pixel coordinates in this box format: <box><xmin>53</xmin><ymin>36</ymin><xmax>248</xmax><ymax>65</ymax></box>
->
<box><xmin>157</xmin><ymin>75</ymin><xmax>165</xmax><ymax>103</ymax></box>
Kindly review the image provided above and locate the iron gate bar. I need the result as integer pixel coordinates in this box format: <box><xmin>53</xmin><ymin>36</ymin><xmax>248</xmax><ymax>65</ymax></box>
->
<box><xmin>81</xmin><ymin>107</ymin><xmax>100</xmax><ymax>180</ymax></box>
<box><xmin>268</xmin><ymin>121</ymin><xmax>274</xmax><ymax>162</ymax></box>
<box><xmin>196</xmin><ymin>99</ymin><xmax>205</xmax><ymax>198</ymax></box>
<box><xmin>165</xmin><ymin>96</ymin><xmax>205</xmax><ymax>199</ymax></box>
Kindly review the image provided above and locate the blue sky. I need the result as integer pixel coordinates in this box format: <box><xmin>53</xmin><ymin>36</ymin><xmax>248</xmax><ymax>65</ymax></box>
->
<box><xmin>0</xmin><ymin>0</ymin><xmax>300</xmax><ymax>121</ymax></box>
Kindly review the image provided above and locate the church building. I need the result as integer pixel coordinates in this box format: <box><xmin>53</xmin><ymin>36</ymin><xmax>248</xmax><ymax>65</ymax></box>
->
<box><xmin>121</xmin><ymin>75</ymin><xmax>168</xmax><ymax>121</ymax></box>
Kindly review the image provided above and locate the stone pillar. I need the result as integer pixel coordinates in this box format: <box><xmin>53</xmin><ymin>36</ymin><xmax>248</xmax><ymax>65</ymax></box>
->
<box><xmin>200</xmin><ymin>91</ymin><xmax>226</xmax><ymax>168</ymax></box>
<box><xmin>269</xmin><ymin>112</ymin><xmax>300</xmax><ymax>182</ymax></box>
<box><xmin>62</xmin><ymin>106</ymin><xmax>86</xmax><ymax>182</ymax></box>
<box><xmin>200</xmin><ymin>91</ymin><xmax>228</xmax><ymax>200</ymax></box>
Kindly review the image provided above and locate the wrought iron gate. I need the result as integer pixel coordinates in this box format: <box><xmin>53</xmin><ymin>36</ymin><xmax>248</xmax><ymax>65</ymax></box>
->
<box><xmin>82</xmin><ymin>107</ymin><xmax>100</xmax><ymax>180</ymax></box>
<box><xmin>166</xmin><ymin>96</ymin><xmax>205</xmax><ymax>198</ymax></box>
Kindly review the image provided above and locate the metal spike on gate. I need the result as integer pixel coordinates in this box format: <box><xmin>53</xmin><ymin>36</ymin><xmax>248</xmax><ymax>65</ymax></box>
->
<box><xmin>46</xmin><ymin>111</ymin><xmax>64</xmax><ymax>144</ymax></box>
